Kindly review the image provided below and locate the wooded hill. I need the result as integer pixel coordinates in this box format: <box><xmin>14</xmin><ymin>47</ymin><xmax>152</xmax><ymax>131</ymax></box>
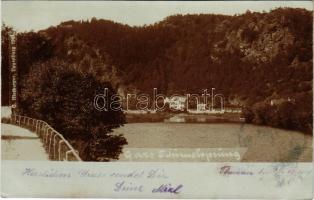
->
<box><xmin>2</xmin><ymin>7</ymin><xmax>313</xmax><ymax>133</ymax></box>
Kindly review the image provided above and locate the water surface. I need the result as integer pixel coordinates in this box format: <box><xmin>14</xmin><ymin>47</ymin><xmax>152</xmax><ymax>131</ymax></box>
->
<box><xmin>112</xmin><ymin>122</ymin><xmax>312</xmax><ymax>162</ymax></box>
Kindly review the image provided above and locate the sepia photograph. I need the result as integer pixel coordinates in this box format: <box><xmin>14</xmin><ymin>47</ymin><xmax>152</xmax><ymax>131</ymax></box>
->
<box><xmin>1</xmin><ymin>1</ymin><xmax>313</xmax><ymax>163</ymax></box>
<box><xmin>1</xmin><ymin>1</ymin><xmax>313</xmax><ymax>198</ymax></box>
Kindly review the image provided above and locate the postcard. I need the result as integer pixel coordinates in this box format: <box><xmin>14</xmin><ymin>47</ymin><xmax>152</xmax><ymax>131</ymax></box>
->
<box><xmin>1</xmin><ymin>1</ymin><xmax>313</xmax><ymax>199</ymax></box>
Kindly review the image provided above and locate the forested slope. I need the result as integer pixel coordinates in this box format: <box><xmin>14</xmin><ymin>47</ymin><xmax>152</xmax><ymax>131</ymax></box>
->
<box><xmin>2</xmin><ymin>7</ymin><xmax>312</xmax><ymax>133</ymax></box>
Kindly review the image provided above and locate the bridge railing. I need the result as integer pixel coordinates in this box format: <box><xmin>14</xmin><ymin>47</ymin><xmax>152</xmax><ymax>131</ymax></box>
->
<box><xmin>10</xmin><ymin>114</ymin><xmax>82</xmax><ymax>161</ymax></box>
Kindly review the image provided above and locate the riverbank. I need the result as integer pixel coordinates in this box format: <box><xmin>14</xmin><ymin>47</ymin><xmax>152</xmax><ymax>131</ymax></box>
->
<box><xmin>126</xmin><ymin>112</ymin><xmax>244</xmax><ymax>123</ymax></box>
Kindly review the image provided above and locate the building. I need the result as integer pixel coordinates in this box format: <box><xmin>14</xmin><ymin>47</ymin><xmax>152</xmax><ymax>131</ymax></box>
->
<box><xmin>224</xmin><ymin>107</ymin><xmax>242</xmax><ymax>113</ymax></box>
<box><xmin>197</xmin><ymin>103</ymin><xmax>207</xmax><ymax>111</ymax></box>
<box><xmin>165</xmin><ymin>96</ymin><xmax>187</xmax><ymax>111</ymax></box>
<box><xmin>270</xmin><ymin>97</ymin><xmax>295</xmax><ymax>106</ymax></box>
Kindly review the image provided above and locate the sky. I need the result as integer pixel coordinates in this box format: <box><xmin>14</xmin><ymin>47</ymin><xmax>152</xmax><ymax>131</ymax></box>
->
<box><xmin>2</xmin><ymin>1</ymin><xmax>313</xmax><ymax>32</ymax></box>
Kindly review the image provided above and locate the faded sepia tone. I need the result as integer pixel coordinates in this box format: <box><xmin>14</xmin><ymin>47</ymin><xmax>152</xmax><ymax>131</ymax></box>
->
<box><xmin>1</xmin><ymin>1</ymin><xmax>313</xmax><ymax>163</ymax></box>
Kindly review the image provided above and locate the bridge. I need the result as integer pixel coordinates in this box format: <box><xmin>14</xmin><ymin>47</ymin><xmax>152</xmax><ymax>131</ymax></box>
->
<box><xmin>2</xmin><ymin>114</ymin><xmax>81</xmax><ymax>161</ymax></box>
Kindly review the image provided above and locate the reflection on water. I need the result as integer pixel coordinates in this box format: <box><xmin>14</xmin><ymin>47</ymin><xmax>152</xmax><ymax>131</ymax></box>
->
<box><xmin>165</xmin><ymin>116</ymin><xmax>186</xmax><ymax>123</ymax></box>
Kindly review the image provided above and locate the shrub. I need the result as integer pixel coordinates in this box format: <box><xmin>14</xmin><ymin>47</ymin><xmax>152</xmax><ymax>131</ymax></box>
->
<box><xmin>243</xmin><ymin>99</ymin><xmax>312</xmax><ymax>134</ymax></box>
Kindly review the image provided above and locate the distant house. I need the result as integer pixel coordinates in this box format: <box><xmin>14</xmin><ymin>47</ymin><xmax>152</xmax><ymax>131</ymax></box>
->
<box><xmin>224</xmin><ymin>107</ymin><xmax>242</xmax><ymax>113</ymax></box>
<box><xmin>186</xmin><ymin>103</ymin><xmax>207</xmax><ymax>114</ymax></box>
<box><xmin>187</xmin><ymin>103</ymin><xmax>234</xmax><ymax>114</ymax></box>
<box><xmin>165</xmin><ymin>96</ymin><xmax>187</xmax><ymax>111</ymax></box>
<box><xmin>270</xmin><ymin>97</ymin><xmax>295</xmax><ymax>106</ymax></box>
<box><xmin>197</xmin><ymin>103</ymin><xmax>207</xmax><ymax>111</ymax></box>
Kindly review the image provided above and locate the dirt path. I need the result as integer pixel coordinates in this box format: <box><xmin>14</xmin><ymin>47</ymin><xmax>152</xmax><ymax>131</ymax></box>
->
<box><xmin>1</xmin><ymin>124</ymin><xmax>49</xmax><ymax>160</ymax></box>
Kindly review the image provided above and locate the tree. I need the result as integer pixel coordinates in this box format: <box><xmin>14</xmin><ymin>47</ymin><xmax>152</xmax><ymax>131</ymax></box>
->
<box><xmin>1</xmin><ymin>24</ymin><xmax>14</xmax><ymax>105</ymax></box>
<box><xmin>19</xmin><ymin>59</ymin><xmax>127</xmax><ymax>161</ymax></box>
<box><xmin>17</xmin><ymin>31</ymin><xmax>54</xmax><ymax>78</ymax></box>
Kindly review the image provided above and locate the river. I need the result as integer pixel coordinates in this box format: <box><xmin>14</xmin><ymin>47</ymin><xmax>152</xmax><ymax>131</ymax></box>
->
<box><xmin>112</xmin><ymin>122</ymin><xmax>312</xmax><ymax>162</ymax></box>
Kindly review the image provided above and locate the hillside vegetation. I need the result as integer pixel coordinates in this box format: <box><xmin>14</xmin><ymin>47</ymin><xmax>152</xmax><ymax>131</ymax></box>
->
<box><xmin>2</xmin><ymin>7</ymin><xmax>313</xmax><ymax>133</ymax></box>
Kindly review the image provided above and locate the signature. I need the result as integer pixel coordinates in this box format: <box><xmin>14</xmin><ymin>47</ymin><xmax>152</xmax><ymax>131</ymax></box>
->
<box><xmin>152</xmin><ymin>183</ymin><xmax>183</xmax><ymax>194</ymax></box>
